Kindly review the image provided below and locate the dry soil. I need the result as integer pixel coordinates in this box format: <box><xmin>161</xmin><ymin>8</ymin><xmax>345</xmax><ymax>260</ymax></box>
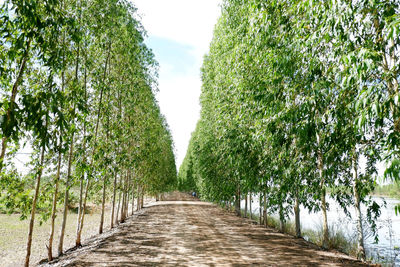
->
<box><xmin>41</xmin><ymin>192</ymin><xmax>371</xmax><ymax>267</ymax></box>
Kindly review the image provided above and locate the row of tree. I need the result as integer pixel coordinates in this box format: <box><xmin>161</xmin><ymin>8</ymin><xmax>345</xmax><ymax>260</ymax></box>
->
<box><xmin>179</xmin><ymin>0</ymin><xmax>399</xmax><ymax>261</ymax></box>
<box><xmin>0</xmin><ymin>0</ymin><xmax>176</xmax><ymax>266</ymax></box>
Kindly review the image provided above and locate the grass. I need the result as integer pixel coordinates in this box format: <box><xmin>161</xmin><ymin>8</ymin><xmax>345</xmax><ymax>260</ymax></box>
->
<box><xmin>373</xmin><ymin>181</ymin><xmax>400</xmax><ymax>199</ymax></box>
<box><xmin>241</xmin><ymin>210</ymin><xmax>358</xmax><ymax>258</ymax></box>
<box><xmin>302</xmin><ymin>223</ymin><xmax>357</xmax><ymax>256</ymax></box>
<box><xmin>0</xmin><ymin>202</ymin><xmax>142</xmax><ymax>267</ymax></box>
<box><xmin>242</xmin><ymin>208</ymin><xmax>400</xmax><ymax>266</ymax></box>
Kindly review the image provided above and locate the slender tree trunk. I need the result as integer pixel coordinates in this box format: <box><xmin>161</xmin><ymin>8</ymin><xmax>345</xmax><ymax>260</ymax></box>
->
<box><xmin>124</xmin><ymin>172</ymin><xmax>130</xmax><ymax>219</ymax></box>
<box><xmin>234</xmin><ymin>185</ymin><xmax>240</xmax><ymax>216</ymax></box>
<box><xmin>59</xmin><ymin>38</ymin><xmax>81</xmax><ymax>255</ymax></box>
<box><xmin>320</xmin><ymin>188</ymin><xmax>329</xmax><ymax>247</ymax></box>
<box><xmin>116</xmin><ymin>176</ymin><xmax>122</xmax><ymax>225</ymax></box>
<box><xmin>0</xmin><ymin>40</ymin><xmax>31</xmax><ymax>172</ymax></box>
<box><xmin>99</xmin><ymin>175</ymin><xmax>107</xmax><ymax>234</ymax></box>
<box><xmin>76</xmin><ymin>176</ymin><xmax>84</xmax><ymax>237</ymax></box>
<box><xmin>76</xmin><ymin>63</ymin><xmax>87</xmax><ymax>242</ymax></box>
<box><xmin>47</xmin><ymin>145</ymin><xmax>62</xmax><ymax>261</ymax></box>
<box><xmin>127</xmin><ymin>190</ymin><xmax>130</xmax><ymax>217</ymax></box>
<box><xmin>131</xmin><ymin>181</ymin><xmax>135</xmax><ymax>216</ymax></box>
<box><xmin>111</xmin><ymin>172</ymin><xmax>117</xmax><ymax>229</ymax></box>
<box><xmin>317</xmin><ymin>133</ymin><xmax>329</xmax><ymax>248</ymax></box>
<box><xmin>49</xmin><ymin>27</ymin><xmax>67</xmax><ymax>260</ymax></box>
<box><xmin>249</xmin><ymin>193</ymin><xmax>252</xmax><ymax>220</ymax></box>
<box><xmin>76</xmin><ymin>179</ymin><xmax>90</xmax><ymax>247</ymax></box>
<box><xmin>244</xmin><ymin>193</ymin><xmax>248</xmax><ymax>218</ymax></box>
<box><xmin>352</xmin><ymin>152</ymin><xmax>366</xmax><ymax>260</ymax></box>
<box><xmin>136</xmin><ymin>183</ymin><xmax>141</xmax><ymax>211</ymax></box>
<box><xmin>279</xmin><ymin>203</ymin><xmax>284</xmax><ymax>232</ymax></box>
<box><xmin>140</xmin><ymin>189</ymin><xmax>144</xmax><ymax>209</ymax></box>
<box><xmin>24</xmin><ymin>144</ymin><xmax>45</xmax><ymax>267</ymax></box>
<box><xmin>58</xmin><ymin>132</ymin><xmax>74</xmax><ymax>256</ymax></box>
<box><xmin>294</xmin><ymin>195</ymin><xmax>301</xmax><ymax>238</ymax></box>
<box><xmin>259</xmin><ymin>192</ymin><xmax>262</xmax><ymax>225</ymax></box>
<box><xmin>120</xmin><ymin>173</ymin><xmax>126</xmax><ymax>223</ymax></box>
<box><xmin>126</xmin><ymin>173</ymin><xmax>131</xmax><ymax>217</ymax></box>
<box><xmin>263</xmin><ymin>193</ymin><xmax>267</xmax><ymax>227</ymax></box>
<box><xmin>99</xmin><ymin>88</ymin><xmax>112</xmax><ymax>233</ymax></box>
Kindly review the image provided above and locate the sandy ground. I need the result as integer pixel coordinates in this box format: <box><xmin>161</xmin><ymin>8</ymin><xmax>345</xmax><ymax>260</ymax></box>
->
<box><xmin>41</xmin><ymin>193</ymin><xmax>371</xmax><ymax>267</ymax></box>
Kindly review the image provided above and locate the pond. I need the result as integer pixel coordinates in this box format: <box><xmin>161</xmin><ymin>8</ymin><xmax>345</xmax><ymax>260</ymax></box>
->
<box><xmin>242</xmin><ymin>195</ymin><xmax>400</xmax><ymax>265</ymax></box>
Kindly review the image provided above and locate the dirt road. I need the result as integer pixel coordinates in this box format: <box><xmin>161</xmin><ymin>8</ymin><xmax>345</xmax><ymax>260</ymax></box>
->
<box><xmin>42</xmin><ymin>193</ymin><xmax>369</xmax><ymax>266</ymax></box>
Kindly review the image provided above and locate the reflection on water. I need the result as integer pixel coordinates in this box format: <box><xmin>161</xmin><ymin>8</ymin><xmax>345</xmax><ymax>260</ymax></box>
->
<box><xmin>241</xmin><ymin>195</ymin><xmax>400</xmax><ymax>265</ymax></box>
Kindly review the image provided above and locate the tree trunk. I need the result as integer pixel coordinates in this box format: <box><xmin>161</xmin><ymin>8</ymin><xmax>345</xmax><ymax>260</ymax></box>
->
<box><xmin>317</xmin><ymin>145</ymin><xmax>329</xmax><ymax>248</ymax></box>
<box><xmin>259</xmin><ymin>192</ymin><xmax>262</xmax><ymax>225</ymax></box>
<box><xmin>244</xmin><ymin>193</ymin><xmax>248</xmax><ymax>218</ymax></box>
<box><xmin>47</xmin><ymin>146</ymin><xmax>62</xmax><ymax>261</ymax></box>
<box><xmin>352</xmin><ymin>153</ymin><xmax>366</xmax><ymax>260</ymax></box>
<box><xmin>120</xmin><ymin>173</ymin><xmax>126</xmax><ymax>223</ymax></box>
<box><xmin>249</xmin><ymin>193</ymin><xmax>252</xmax><ymax>220</ymax></box>
<box><xmin>279</xmin><ymin>203</ymin><xmax>284</xmax><ymax>233</ymax></box>
<box><xmin>99</xmin><ymin>174</ymin><xmax>107</xmax><ymax>234</ymax></box>
<box><xmin>77</xmin><ymin>63</ymin><xmax>87</xmax><ymax>241</ymax></box>
<box><xmin>58</xmin><ymin>132</ymin><xmax>74</xmax><ymax>256</ymax></box>
<box><xmin>294</xmin><ymin>195</ymin><xmax>301</xmax><ymax>238</ymax></box>
<box><xmin>263</xmin><ymin>193</ymin><xmax>267</xmax><ymax>227</ymax></box>
<box><xmin>116</xmin><ymin>176</ymin><xmax>122</xmax><ymax>225</ymax></box>
<box><xmin>321</xmin><ymin>188</ymin><xmax>329</xmax><ymax>248</ymax></box>
<box><xmin>131</xmin><ymin>182</ymin><xmax>135</xmax><ymax>216</ymax></box>
<box><xmin>234</xmin><ymin>185</ymin><xmax>240</xmax><ymax>216</ymax></box>
<box><xmin>76</xmin><ymin>175</ymin><xmax>84</xmax><ymax>240</ymax></box>
<box><xmin>136</xmin><ymin>183</ymin><xmax>141</xmax><ymax>211</ymax></box>
<box><xmin>124</xmin><ymin>172</ymin><xmax>130</xmax><ymax>219</ymax></box>
<box><xmin>76</xmin><ymin>179</ymin><xmax>90</xmax><ymax>247</ymax></box>
<box><xmin>59</xmin><ymin>38</ymin><xmax>81</xmax><ymax>255</ymax></box>
<box><xmin>48</xmin><ymin>48</ymin><xmax>65</xmax><ymax>257</ymax></box>
<box><xmin>140</xmin><ymin>190</ymin><xmax>144</xmax><ymax>209</ymax></box>
<box><xmin>111</xmin><ymin>172</ymin><xmax>117</xmax><ymax>229</ymax></box>
<box><xmin>24</xmin><ymin>144</ymin><xmax>45</xmax><ymax>267</ymax></box>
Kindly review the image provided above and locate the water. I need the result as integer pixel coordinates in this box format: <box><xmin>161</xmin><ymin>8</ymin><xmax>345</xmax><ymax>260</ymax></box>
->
<box><xmin>241</xmin><ymin>195</ymin><xmax>400</xmax><ymax>265</ymax></box>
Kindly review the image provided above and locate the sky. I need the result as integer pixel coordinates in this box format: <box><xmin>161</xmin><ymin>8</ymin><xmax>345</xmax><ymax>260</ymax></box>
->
<box><xmin>133</xmin><ymin>0</ymin><xmax>222</xmax><ymax>168</ymax></box>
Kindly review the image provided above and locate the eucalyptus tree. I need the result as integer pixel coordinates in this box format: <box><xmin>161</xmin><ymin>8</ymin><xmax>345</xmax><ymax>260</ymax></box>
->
<box><xmin>290</xmin><ymin>0</ymin><xmax>394</xmax><ymax>257</ymax></box>
<box><xmin>1</xmin><ymin>0</ymin><xmax>176</xmax><ymax>265</ymax></box>
<box><xmin>0</xmin><ymin>1</ymin><xmax>79</xmax><ymax>266</ymax></box>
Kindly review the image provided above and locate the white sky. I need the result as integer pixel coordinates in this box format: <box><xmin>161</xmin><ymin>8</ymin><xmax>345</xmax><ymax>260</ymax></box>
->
<box><xmin>134</xmin><ymin>0</ymin><xmax>222</xmax><ymax>168</ymax></box>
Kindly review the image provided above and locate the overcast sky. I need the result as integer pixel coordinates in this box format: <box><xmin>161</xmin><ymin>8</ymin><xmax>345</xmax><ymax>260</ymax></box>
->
<box><xmin>134</xmin><ymin>0</ymin><xmax>222</xmax><ymax>168</ymax></box>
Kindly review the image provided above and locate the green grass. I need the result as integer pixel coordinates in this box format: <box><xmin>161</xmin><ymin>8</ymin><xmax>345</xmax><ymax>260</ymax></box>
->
<box><xmin>302</xmin><ymin>223</ymin><xmax>357</xmax><ymax>256</ymax></box>
<box><xmin>242</xmin><ymin>211</ymin><xmax>358</xmax><ymax>258</ymax></box>
<box><xmin>0</xmin><ymin>207</ymin><xmax>113</xmax><ymax>266</ymax></box>
<box><xmin>373</xmin><ymin>181</ymin><xmax>400</xmax><ymax>199</ymax></box>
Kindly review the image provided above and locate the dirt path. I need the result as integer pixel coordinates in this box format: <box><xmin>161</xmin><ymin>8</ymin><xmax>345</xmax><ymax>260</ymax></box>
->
<box><xmin>42</xmin><ymin>193</ymin><xmax>369</xmax><ymax>266</ymax></box>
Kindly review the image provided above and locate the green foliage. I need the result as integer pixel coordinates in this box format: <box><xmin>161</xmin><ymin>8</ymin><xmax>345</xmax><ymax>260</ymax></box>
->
<box><xmin>0</xmin><ymin>170</ymin><xmax>31</xmax><ymax>219</ymax></box>
<box><xmin>179</xmin><ymin>0</ymin><xmax>400</xmax><ymax>256</ymax></box>
<box><xmin>0</xmin><ymin>0</ymin><xmax>177</xmax><ymax>260</ymax></box>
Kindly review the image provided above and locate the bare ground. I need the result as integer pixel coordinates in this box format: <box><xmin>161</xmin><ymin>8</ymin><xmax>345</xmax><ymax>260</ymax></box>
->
<box><xmin>41</xmin><ymin>192</ymin><xmax>371</xmax><ymax>267</ymax></box>
<box><xmin>0</xmin><ymin>199</ymin><xmax>153</xmax><ymax>267</ymax></box>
